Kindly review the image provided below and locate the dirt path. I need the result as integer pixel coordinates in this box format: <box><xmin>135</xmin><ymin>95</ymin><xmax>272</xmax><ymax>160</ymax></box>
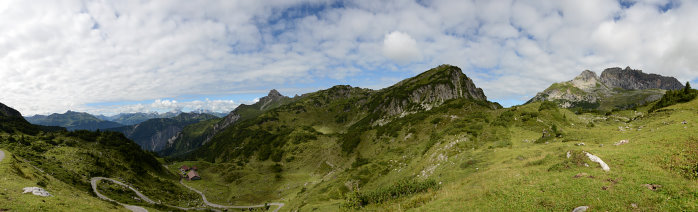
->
<box><xmin>90</xmin><ymin>177</ymin><xmax>151</xmax><ymax>212</ymax></box>
<box><xmin>0</xmin><ymin>149</ymin><xmax>4</xmax><ymax>162</ymax></box>
<box><xmin>179</xmin><ymin>179</ymin><xmax>285</xmax><ymax>212</ymax></box>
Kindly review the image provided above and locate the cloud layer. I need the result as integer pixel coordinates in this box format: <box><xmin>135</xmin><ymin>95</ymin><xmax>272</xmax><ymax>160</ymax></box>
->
<box><xmin>1</xmin><ymin>0</ymin><xmax>697</xmax><ymax>115</ymax></box>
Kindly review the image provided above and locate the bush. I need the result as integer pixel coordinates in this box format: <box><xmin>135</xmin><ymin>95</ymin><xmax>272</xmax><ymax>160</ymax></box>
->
<box><xmin>270</xmin><ymin>149</ymin><xmax>284</xmax><ymax>162</ymax></box>
<box><xmin>650</xmin><ymin>83</ymin><xmax>697</xmax><ymax>112</ymax></box>
<box><xmin>352</xmin><ymin>155</ymin><xmax>370</xmax><ymax>168</ymax></box>
<box><xmin>538</xmin><ymin>101</ymin><xmax>558</xmax><ymax>111</ymax></box>
<box><xmin>342</xmin><ymin>178</ymin><xmax>440</xmax><ymax>209</ymax></box>
<box><xmin>430</xmin><ymin>117</ymin><xmax>443</xmax><ymax>125</ymax></box>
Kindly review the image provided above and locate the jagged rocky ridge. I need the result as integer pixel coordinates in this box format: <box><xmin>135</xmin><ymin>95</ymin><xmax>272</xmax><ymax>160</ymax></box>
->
<box><xmin>528</xmin><ymin>66</ymin><xmax>683</xmax><ymax>110</ymax></box>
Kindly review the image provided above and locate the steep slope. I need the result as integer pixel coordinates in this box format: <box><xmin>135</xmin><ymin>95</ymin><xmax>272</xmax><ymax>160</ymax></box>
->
<box><xmin>0</xmin><ymin>102</ymin><xmax>40</xmax><ymax>135</ymax></box>
<box><xmin>160</xmin><ymin>89</ymin><xmax>294</xmax><ymax>156</ymax></box>
<box><xmin>528</xmin><ymin>67</ymin><xmax>682</xmax><ymax>111</ymax></box>
<box><xmin>106</xmin><ymin>112</ymin><xmax>217</xmax><ymax>151</ymax></box>
<box><xmin>166</xmin><ymin>65</ymin><xmax>508</xmax><ymax>207</ymax></box>
<box><xmin>0</xmin><ymin>102</ymin><xmax>203</xmax><ymax>210</ymax></box>
<box><xmin>25</xmin><ymin>111</ymin><xmax>123</xmax><ymax>131</ymax></box>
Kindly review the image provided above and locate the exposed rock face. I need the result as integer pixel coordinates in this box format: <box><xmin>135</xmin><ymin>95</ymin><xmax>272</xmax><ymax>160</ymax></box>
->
<box><xmin>528</xmin><ymin>66</ymin><xmax>681</xmax><ymax>110</ymax></box>
<box><xmin>377</xmin><ymin>64</ymin><xmax>491</xmax><ymax>117</ymax></box>
<box><xmin>600</xmin><ymin>67</ymin><xmax>684</xmax><ymax>90</ymax></box>
<box><xmin>570</xmin><ymin>70</ymin><xmax>600</xmax><ymax>91</ymax></box>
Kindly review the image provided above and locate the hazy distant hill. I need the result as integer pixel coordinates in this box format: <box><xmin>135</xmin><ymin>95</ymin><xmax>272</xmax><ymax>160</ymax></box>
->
<box><xmin>96</xmin><ymin>111</ymin><xmax>181</xmax><ymax>125</ymax></box>
<box><xmin>25</xmin><ymin>111</ymin><xmax>123</xmax><ymax>131</ymax></box>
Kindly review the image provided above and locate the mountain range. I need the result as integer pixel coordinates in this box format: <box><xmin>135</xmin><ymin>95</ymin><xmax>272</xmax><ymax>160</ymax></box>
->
<box><xmin>25</xmin><ymin>110</ymin><xmax>124</xmax><ymax>131</ymax></box>
<box><xmin>527</xmin><ymin>66</ymin><xmax>683</xmax><ymax>111</ymax></box>
<box><xmin>2</xmin><ymin>64</ymin><xmax>697</xmax><ymax>211</ymax></box>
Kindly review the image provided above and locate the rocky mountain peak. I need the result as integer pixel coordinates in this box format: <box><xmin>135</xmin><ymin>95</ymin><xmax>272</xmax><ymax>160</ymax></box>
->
<box><xmin>376</xmin><ymin>64</ymin><xmax>492</xmax><ymax>118</ymax></box>
<box><xmin>267</xmin><ymin>89</ymin><xmax>282</xmax><ymax>98</ymax></box>
<box><xmin>258</xmin><ymin>89</ymin><xmax>288</xmax><ymax>108</ymax></box>
<box><xmin>575</xmin><ymin>70</ymin><xmax>598</xmax><ymax>81</ymax></box>
<box><xmin>570</xmin><ymin>70</ymin><xmax>600</xmax><ymax>91</ymax></box>
<box><xmin>599</xmin><ymin>67</ymin><xmax>684</xmax><ymax>90</ymax></box>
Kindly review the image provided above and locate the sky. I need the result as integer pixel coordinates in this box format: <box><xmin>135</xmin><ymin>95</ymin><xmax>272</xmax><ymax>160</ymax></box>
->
<box><xmin>1</xmin><ymin>0</ymin><xmax>697</xmax><ymax>116</ymax></box>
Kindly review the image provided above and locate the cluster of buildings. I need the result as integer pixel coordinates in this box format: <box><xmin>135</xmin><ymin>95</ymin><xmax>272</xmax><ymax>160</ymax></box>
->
<box><xmin>179</xmin><ymin>165</ymin><xmax>201</xmax><ymax>180</ymax></box>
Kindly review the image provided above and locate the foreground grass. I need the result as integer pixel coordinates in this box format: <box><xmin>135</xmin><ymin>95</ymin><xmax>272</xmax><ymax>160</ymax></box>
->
<box><xmin>0</xmin><ymin>149</ymin><xmax>126</xmax><ymax>211</ymax></box>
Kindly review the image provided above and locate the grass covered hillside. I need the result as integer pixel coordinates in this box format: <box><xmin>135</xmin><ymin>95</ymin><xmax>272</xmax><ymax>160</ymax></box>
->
<box><xmin>163</xmin><ymin>65</ymin><xmax>697</xmax><ymax>211</ymax></box>
<box><xmin>0</xmin><ymin>103</ymin><xmax>206</xmax><ymax>211</ymax></box>
<box><xmin>160</xmin><ymin>89</ymin><xmax>296</xmax><ymax>157</ymax></box>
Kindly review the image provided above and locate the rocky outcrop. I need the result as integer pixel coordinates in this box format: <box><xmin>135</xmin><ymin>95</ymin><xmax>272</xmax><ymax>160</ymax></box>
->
<box><xmin>377</xmin><ymin>64</ymin><xmax>491</xmax><ymax>117</ymax></box>
<box><xmin>23</xmin><ymin>187</ymin><xmax>52</xmax><ymax>197</ymax></box>
<box><xmin>600</xmin><ymin>67</ymin><xmax>684</xmax><ymax>90</ymax></box>
<box><xmin>529</xmin><ymin>67</ymin><xmax>682</xmax><ymax>110</ymax></box>
<box><xmin>570</xmin><ymin>70</ymin><xmax>601</xmax><ymax>91</ymax></box>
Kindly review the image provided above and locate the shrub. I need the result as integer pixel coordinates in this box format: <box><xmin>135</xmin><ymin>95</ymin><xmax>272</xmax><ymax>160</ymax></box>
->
<box><xmin>649</xmin><ymin>84</ymin><xmax>697</xmax><ymax>112</ymax></box>
<box><xmin>342</xmin><ymin>178</ymin><xmax>440</xmax><ymax>209</ymax></box>
<box><xmin>538</xmin><ymin>101</ymin><xmax>558</xmax><ymax>111</ymax></box>
<box><xmin>352</xmin><ymin>155</ymin><xmax>370</xmax><ymax>168</ymax></box>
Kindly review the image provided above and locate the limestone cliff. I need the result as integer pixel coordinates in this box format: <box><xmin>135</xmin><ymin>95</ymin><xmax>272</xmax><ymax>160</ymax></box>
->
<box><xmin>528</xmin><ymin>66</ymin><xmax>681</xmax><ymax>111</ymax></box>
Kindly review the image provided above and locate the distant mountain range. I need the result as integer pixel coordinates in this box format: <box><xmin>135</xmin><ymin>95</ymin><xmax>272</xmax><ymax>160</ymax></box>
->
<box><xmin>25</xmin><ymin>111</ymin><xmax>124</xmax><ymax>131</ymax></box>
<box><xmin>94</xmin><ymin>112</ymin><xmax>178</xmax><ymax>125</ymax></box>
<box><xmin>25</xmin><ymin>110</ymin><xmax>227</xmax><ymax>131</ymax></box>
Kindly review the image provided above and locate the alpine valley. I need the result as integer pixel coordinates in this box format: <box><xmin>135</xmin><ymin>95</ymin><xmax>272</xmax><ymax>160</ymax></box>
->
<box><xmin>1</xmin><ymin>64</ymin><xmax>697</xmax><ymax>211</ymax></box>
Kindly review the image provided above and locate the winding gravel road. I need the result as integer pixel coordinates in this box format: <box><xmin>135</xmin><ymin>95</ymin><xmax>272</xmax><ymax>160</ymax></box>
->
<box><xmin>91</xmin><ymin>176</ymin><xmax>284</xmax><ymax>212</ymax></box>
<box><xmin>179</xmin><ymin>180</ymin><xmax>285</xmax><ymax>212</ymax></box>
<box><xmin>0</xmin><ymin>149</ymin><xmax>5</xmax><ymax>162</ymax></box>
<box><xmin>91</xmin><ymin>177</ymin><xmax>151</xmax><ymax>212</ymax></box>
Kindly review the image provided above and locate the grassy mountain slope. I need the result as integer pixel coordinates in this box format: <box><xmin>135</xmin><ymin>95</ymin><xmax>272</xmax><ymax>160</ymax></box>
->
<box><xmin>160</xmin><ymin>89</ymin><xmax>295</xmax><ymax>157</ymax></box>
<box><xmin>0</xmin><ymin>103</ymin><xmax>205</xmax><ymax>211</ymax></box>
<box><xmin>164</xmin><ymin>65</ymin><xmax>697</xmax><ymax>211</ymax></box>
<box><xmin>165</xmin><ymin>65</ymin><xmax>509</xmax><ymax>208</ymax></box>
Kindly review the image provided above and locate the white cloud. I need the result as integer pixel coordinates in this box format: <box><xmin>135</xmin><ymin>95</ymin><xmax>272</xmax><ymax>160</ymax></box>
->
<box><xmin>1</xmin><ymin>0</ymin><xmax>698</xmax><ymax>114</ymax></box>
<box><xmin>382</xmin><ymin>31</ymin><xmax>421</xmax><ymax>64</ymax></box>
<box><xmin>75</xmin><ymin>98</ymin><xmax>240</xmax><ymax>116</ymax></box>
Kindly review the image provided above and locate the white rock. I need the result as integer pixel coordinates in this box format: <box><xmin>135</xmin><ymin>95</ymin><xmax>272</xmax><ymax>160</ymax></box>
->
<box><xmin>22</xmin><ymin>187</ymin><xmax>52</xmax><ymax>197</ymax></box>
<box><xmin>566</xmin><ymin>151</ymin><xmax>571</xmax><ymax>159</ymax></box>
<box><xmin>584</xmin><ymin>152</ymin><xmax>610</xmax><ymax>171</ymax></box>
<box><xmin>572</xmin><ymin>206</ymin><xmax>589</xmax><ymax>212</ymax></box>
<box><xmin>614</xmin><ymin>140</ymin><xmax>629</xmax><ymax>146</ymax></box>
